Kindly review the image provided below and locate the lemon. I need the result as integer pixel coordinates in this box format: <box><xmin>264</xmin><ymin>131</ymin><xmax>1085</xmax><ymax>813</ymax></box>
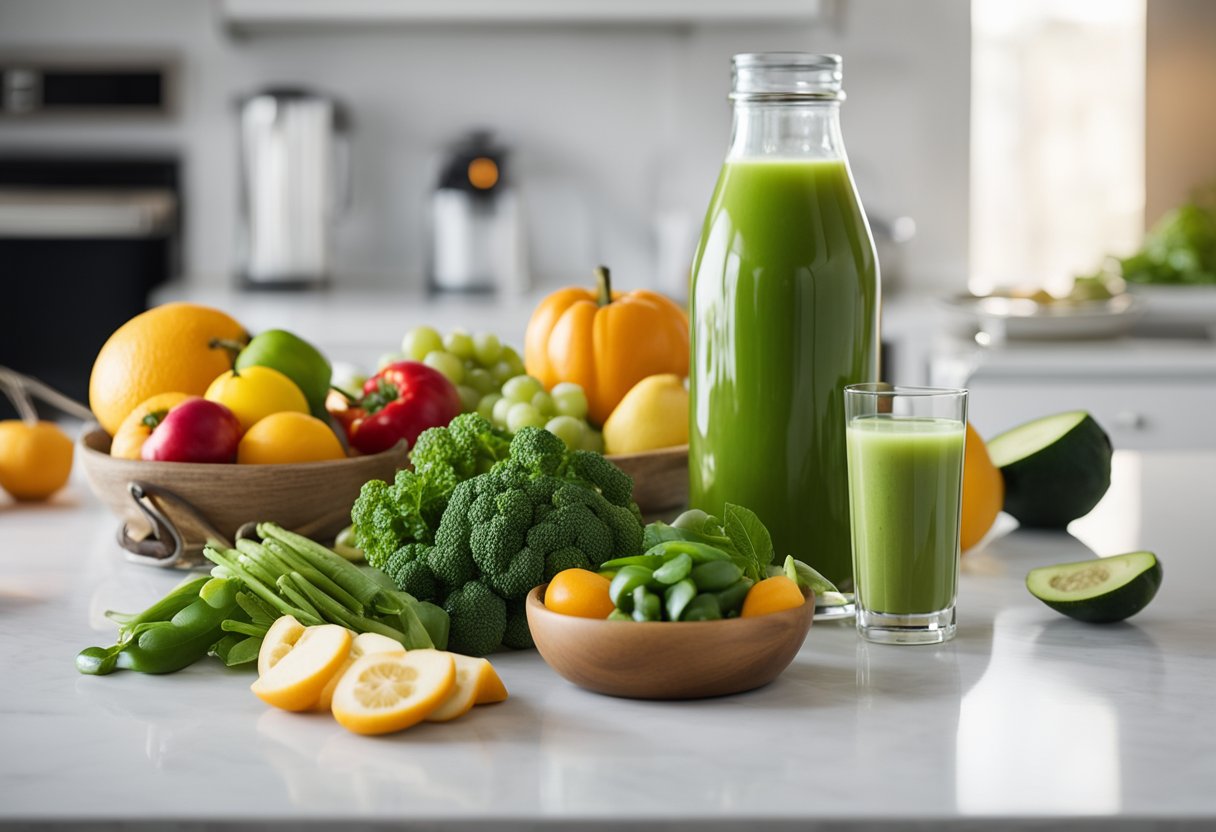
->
<box><xmin>426</xmin><ymin>652</ymin><xmax>505</xmax><ymax>722</ymax></box>
<box><xmin>205</xmin><ymin>365</ymin><xmax>309</xmax><ymax>434</ymax></box>
<box><xmin>90</xmin><ymin>303</ymin><xmax>246</xmax><ymax>437</ymax></box>
<box><xmin>313</xmin><ymin>632</ymin><xmax>406</xmax><ymax>713</ymax></box>
<box><xmin>331</xmin><ymin>650</ymin><xmax>455</xmax><ymax>736</ymax></box>
<box><xmin>602</xmin><ymin>373</ymin><xmax>689</xmax><ymax>455</ymax></box>
<box><xmin>257</xmin><ymin>615</ymin><xmax>308</xmax><ymax>678</ymax></box>
<box><xmin>237</xmin><ymin>412</ymin><xmax>345</xmax><ymax>465</ymax></box>
<box><xmin>251</xmin><ymin>624</ymin><xmax>351</xmax><ymax>712</ymax></box>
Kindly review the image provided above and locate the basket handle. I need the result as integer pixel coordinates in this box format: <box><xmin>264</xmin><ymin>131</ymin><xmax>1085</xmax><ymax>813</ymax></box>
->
<box><xmin>118</xmin><ymin>481</ymin><xmax>233</xmax><ymax>569</ymax></box>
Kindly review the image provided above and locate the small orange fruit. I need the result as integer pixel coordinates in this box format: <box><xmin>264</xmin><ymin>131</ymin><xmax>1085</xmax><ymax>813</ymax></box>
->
<box><xmin>740</xmin><ymin>575</ymin><xmax>804</xmax><ymax>618</ymax></box>
<box><xmin>237</xmin><ymin>412</ymin><xmax>345</xmax><ymax>465</ymax></box>
<box><xmin>90</xmin><ymin>303</ymin><xmax>246</xmax><ymax>436</ymax></box>
<box><xmin>961</xmin><ymin>423</ymin><xmax>1005</xmax><ymax>552</ymax></box>
<box><xmin>544</xmin><ymin>568</ymin><xmax>615</xmax><ymax>619</ymax></box>
<box><xmin>0</xmin><ymin>420</ymin><xmax>74</xmax><ymax>501</ymax></box>
<box><xmin>110</xmin><ymin>392</ymin><xmax>193</xmax><ymax>459</ymax></box>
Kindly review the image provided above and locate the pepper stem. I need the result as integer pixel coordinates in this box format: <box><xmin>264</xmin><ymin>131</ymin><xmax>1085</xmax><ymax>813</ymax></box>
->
<box><xmin>594</xmin><ymin>265</ymin><xmax>613</xmax><ymax>308</ymax></box>
<box><xmin>209</xmin><ymin>338</ymin><xmax>245</xmax><ymax>376</ymax></box>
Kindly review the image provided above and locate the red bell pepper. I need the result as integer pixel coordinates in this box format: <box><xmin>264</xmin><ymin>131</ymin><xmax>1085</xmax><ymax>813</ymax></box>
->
<box><xmin>341</xmin><ymin>361</ymin><xmax>460</xmax><ymax>455</ymax></box>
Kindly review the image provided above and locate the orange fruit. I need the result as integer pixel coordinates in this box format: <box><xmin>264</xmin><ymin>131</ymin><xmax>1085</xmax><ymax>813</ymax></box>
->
<box><xmin>0</xmin><ymin>420</ymin><xmax>73</xmax><ymax>501</ymax></box>
<box><xmin>961</xmin><ymin>422</ymin><xmax>1005</xmax><ymax>552</ymax></box>
<box><xmin>89</xmin><ymin>303</ymin><xmax>247</xmax><ymax>436</ymax></box>
<box><xmin>740</xmin><ymin>575</ymin><xmax>805</xmax><ymax>618</ymax></box>
<box><xmin>110</xmin><ymin>392</ymin><xmax>193</xmax><ymax>459</ymax></box>
<box><xmin>544</xmin><ymin>568</ymin><xmax>615</xmax><ymax>619</ymax></box>
<box><xmin>237</xmin><ymin>412</ymin><xmax>345</xmax><ymax>464</ymax></box>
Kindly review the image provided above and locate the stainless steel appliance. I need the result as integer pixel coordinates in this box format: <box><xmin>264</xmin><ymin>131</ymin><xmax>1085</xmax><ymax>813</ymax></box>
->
<box><xmin>237</xmin><ymin>88</ymin><xmax>348</xmax><ymax>287</ymax></box>
<box><xmin>429</xmin><ymin>131</ymin><xmax>526</xmax><ymax>293</ymax></box>
<box><xmin>0</xmin><ymin>155</ymin><xmax>179</xmax><ymax>418</ymax></box>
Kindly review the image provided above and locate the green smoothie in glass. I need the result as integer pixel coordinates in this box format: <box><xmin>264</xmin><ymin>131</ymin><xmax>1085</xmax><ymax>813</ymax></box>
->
<box><xmin>690</xmin><ymin>54</ymin><xmax>880</xmax><ymax>588</ymax></box>
<box><xmin>846</xmin><ymin>416</ymin><xmax>965</xmax><ymax>615</ymax></box>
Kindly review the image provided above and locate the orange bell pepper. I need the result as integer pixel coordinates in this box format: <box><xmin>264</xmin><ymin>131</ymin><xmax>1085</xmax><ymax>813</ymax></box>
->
<box><xmin>524</xmin><ymin>267</ymin><xmax>689</xmax><ymax>426</ymax></box>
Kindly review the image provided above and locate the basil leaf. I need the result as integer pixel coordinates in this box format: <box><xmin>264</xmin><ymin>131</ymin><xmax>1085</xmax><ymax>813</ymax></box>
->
<box><xmin>723</xmin><ymin>503</ymin><xmax>773</xmax><ymax>581</ymax></box>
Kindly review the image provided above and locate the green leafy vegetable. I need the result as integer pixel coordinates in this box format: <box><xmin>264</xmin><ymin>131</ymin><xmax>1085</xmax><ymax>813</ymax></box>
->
<box><xmin>723</xmin><ymin>503</ymin><xmax>774</xmax><ymax>581</ymax></box>
<box><xmin>1118</xmin><ymin>185</ymin><xmax>1216</xmax><ymax>285</ymax></box>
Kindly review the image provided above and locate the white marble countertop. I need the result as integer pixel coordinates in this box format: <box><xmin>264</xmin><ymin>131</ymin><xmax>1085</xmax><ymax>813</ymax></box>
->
<box><xmin>2</xmin><ymin>450</ymin><xmax>1214</xmax><ymax>830</ymax></box>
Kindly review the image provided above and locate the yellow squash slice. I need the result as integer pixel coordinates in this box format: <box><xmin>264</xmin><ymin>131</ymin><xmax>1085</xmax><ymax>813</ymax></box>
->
<box><xmin>331</xmin><ymin>650</ymin><xmax>455</xmax><ymax>736</ymax></box>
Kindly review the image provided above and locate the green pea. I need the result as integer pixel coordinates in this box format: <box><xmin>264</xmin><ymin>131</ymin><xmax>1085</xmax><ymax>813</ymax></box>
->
<box><xmin>690</xmin><ymin>560</ymin><xmax>743</xmax><ymax>592</ymax></box>
<box><xmin>664</xmin><ymin>579</ymin><xmax>697</xmax><ymax>621</ymax></box>
<box><xmin>609</xmin><ymin>565</ymin><xmax>654</xmax><ymax>610</ymax></box>
<box><xmin>682</xmin><ymin>594</ymin><xmax>722</xmax><ymax>621</ymax></box>
<box><xmin>631</xmin><ymin>586</ymin><xmax>662</xmax><ymax>622</ymax></box>
<box><xmin>652</xmin><ymin>552</ymin><xmax>692</xmax><ymax>585</ymax></box>
<box><xmin>715</xmin><ymin>577</ymin><xmax>754</xmax><ymax>617</ymax></box>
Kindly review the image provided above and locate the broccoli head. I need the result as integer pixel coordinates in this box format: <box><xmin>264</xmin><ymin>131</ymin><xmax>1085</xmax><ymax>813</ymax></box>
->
<box><xmin>384</xmin><ymin>543</ymin><xmax>438</xmax><ymax>600</ymax></box>
<box><xmin>501</xmin><ymin>600</ymin><xmax>534</xmax><ymax>650</ymax></box>
<box><xmin>412</xmin><ymin>413</ymin><xmax>510</xmax><ymax>481</ymax></box>
<box><xmin>444</xmin><ymin>580</ymin><xmax>507</xmax><ymax>656</ymax></box>
<box><xmin>507</xmin><ymin>426</ymin><xmax>569</xmax><ymax>476</ymax></box>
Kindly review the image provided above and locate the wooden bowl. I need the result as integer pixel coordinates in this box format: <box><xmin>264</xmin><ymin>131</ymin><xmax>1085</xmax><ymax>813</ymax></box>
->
<box><xmin>606</xmin><ymin>444</ymin><xmax>688</xmax><ymax>515</ymax></box>
<box><xmin>78</xmin><ymin>427</ymin><xmax>408</xmax><ymax>549</ymax></box>
<box><xmin>525</xmin><ymin>584</ymin><xmax>814</xmax><ymax>700</ymax></box>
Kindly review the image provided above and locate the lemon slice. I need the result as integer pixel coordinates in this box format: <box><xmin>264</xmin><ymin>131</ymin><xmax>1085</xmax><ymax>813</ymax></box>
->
<box><xmin>313</xmin><ymin>632</ymin><xmax>407</xmax><ymax>712</ymax></box>
<box><xmin>257</xmin><ymin>615</ymin><xmax>306</xmax><ymax>678</ymax></box>
<box><xmin>331</xmin><ymin>650</ymin><xmax>455</xmax><ymax>736</ymax></box>
<box><xmin>475</xmin><ymin>661</ymin><xmax>509</xmax><ymax>706</ymax></box>
<box><xmin>425</xmin><ymin>653</ymin><xmax>487</xmax><ymax>722</ymax></box>
<box><xmin>251</xmin><ymin>624</ymin><xmax>352</xmax><ymax>712</ymax></box>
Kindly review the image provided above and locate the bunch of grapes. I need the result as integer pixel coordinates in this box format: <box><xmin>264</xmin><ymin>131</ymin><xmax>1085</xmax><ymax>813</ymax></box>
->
<box><xmin>394</xmin><ymin>326</ymin><xmax>602</xmax><ymax>451</ymax></box>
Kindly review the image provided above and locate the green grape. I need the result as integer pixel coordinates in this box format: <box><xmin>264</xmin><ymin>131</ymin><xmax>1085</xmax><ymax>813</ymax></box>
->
<box><xmin>466</xmin><ymin>367</ymin><xmax>496</xmax><ymax>395</ymax></box>
<box><xmin>507</xmin><ymin>402</ymin><xmax>546</xmax><ymax>434</ymax></box>
<box><xmin>473</xmin><ymin>333</ymin><xmax>503</xmax><ymax>366</ymax></box>
<box><xmin>477</xmin><ymin>393</ymin><xmax>502</xmax><ymax>421</ymax></box>
<box><xmin>581</xmin><ymin>427</ymin><xmax>605</xmax><ymax>454</ymax></box>
<box><xmin>531</xmin><ymin>391</ymin><xmax>556</xmax><ymax>418</ymax></box>
<box><xmin>502</xmin><ymin>375</ymin><xmax>544</xmax><ymax>404</ymax></box>
<box><xmin>456</xmin><ymin>385</ymin><xmax>481</xmax><ymax>413</ymax></box>
<box><xmin>444</xmin><ymin>330</ymin><xmax>475</xmax><ymax>361</ymax></box>
<box><xmin>491</xmin><ymin>396</ymin><xmax>515</xmax><ymax>428</ymax></box>
<box><xmin>545</xmin><ymin>416</ymin><xmax>585</xmax><ymax>450</ymax></box>
<box><xmin>491</xmin><ymin>360</ymin><xmax>516</xmax><ymax>385</ymax></box>
<box><xmin>402</xmin><ymin>326</ymin><xmax>443</xmax><ymax>361</ymax></box>
<box><xmin>551</xmin><ymin>382</ymin><xmax>589</xmax><ymax>420</ymax></box>
<box><xmin>377</xmin><ymin>351</ymin><xmax>405</xmax><ymax>371</ymax></box>
<box><xmin>424</xmin><ymin>350</ymin><xmax>464</xmax><ymax>384</ymax></box>
<box><xmin>501</xmin><ymin>345</ymin><xmax>527</xmax><ymax>377</ymax></box>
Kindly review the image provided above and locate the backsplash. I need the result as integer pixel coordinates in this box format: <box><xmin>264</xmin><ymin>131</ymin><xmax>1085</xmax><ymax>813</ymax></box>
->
<box><xmin>0</xmin><ymin>0</ymin><xmax>969</xmax><ymax>293</ymax></box>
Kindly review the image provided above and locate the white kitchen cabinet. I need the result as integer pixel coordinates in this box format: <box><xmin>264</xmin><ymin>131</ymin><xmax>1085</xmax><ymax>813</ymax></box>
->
<box><xmin>929</xmin><ymin>333</ymin><xmax>1216</xmax><ymax>450</ymax></box>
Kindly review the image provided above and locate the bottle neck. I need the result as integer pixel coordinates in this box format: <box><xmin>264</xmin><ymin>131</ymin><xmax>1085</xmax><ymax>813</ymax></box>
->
<box><xmin>726</xmin><ymin>100</ymin><xmax>846</xmax><ymax>161</ymax></box>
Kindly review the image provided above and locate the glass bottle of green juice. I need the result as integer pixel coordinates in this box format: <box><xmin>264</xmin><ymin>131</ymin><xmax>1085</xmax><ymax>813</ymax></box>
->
<box><xmin>690</xmin><ymin>53</ymin><xmax>880</xmax><ymax>588</ymax></box>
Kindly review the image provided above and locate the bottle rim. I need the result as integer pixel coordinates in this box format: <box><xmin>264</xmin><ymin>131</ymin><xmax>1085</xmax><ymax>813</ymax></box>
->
<box><xmin>731</xmin><ymin>52</ymin><xmax>844</xmax><ymax>102</ymax></box>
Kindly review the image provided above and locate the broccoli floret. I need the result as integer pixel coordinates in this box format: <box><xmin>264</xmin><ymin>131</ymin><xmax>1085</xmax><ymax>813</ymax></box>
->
<box><xmin>444</xmin><ymin>581</ymin><xmax>507</xmax><ymax>656</ymax></box>
<box><xmin>568</xmin><ymin>449</ymin><xmax>634</xmax><ymax>507</ymax></box>
<box><xmin>412</xmin><ymin>413</ymin><xmax>510</xmax><ymax>481</ymax></box>
<box><xmin>385</xmin><ymin>545</ymin><xmax>437</xmax><ymax>600</ymax></box>
<box><xmin>484</xmin><ymin>547</ymin><xmax>544</xmax><ymax>599</ymax></box>
<box><xmin>350</xmin><ymin>479</ymin><xmax>406</xmax><ymax>570</ymax></box>
<box><xmin>544</xmin><ymin>545</ymin><xmax>592</xmax><ymax>580</ymax></box>
<box><xmin>501</xmin><ymin>600</ymin><xmax>534</xmax><ymax>650</ymax></box>
<box><xmin>507</xmin><ymin>426</ymin><xmax>569</xmax><ymax>476</ymax></box>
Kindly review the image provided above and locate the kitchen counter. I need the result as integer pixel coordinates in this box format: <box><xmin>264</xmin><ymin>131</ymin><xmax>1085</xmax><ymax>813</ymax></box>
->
<box><xmin>2</xmin><ymin>449</ymin><xmax>1214</xmax><ymax>830</ymax></box>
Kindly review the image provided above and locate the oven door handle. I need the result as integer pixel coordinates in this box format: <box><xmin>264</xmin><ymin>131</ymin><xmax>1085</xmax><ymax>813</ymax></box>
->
<box><xmin>0</xmin><ymin>188</ymin><xmax>175</xmax><ymax>237</ymax></box>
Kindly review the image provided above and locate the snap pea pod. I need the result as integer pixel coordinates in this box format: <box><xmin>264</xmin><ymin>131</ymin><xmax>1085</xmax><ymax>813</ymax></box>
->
<box><xmin>631</xmin><ymin>586</ymin><xmax>662</xmax><ymax>622</ymax></box>
<box><xmin>600</xmin><ymin>553</ymin><xmax>667</xmax><ymax>571</ymax></box>
<box><xmin>135</xmin><ymin>579</ymin><xmax>239</xmax><ymax>653</ymax></box>
<box><xmin>690</xmin><ymin>560</ymin><xmax>744</xmax><ymax>592</ymax></box>
<box><xmin>103</xmin><ymin>576</ymin><xmax>210</xmax><ymax>639</ymax></box>
<box><xmin>645</xmin><ymin>540</ymin><xmax>734</xmax><ymax>564</ymax></box>
<box><xmin>715</xmin><ymin>577</ymin><xmax>754</xmax><ymax>617</ymax></box>
<box><xmin>682</xmin><ymin>593</ymin><xmax>723</xmax><ymax>621</ymax></box>
<box><xmin>652</xmin><ymin>552</ymin><xmax>692</xmax><ymax>585</ymax></box>
<box><xmin>609</xmin><ymin>565</ymin><xmax>654</xmax><ymax>611</ymax></box>
<box><xmin>664</xmin><ymin>579</ymin><xmax>697</xmax><ymax>621</ymax></box>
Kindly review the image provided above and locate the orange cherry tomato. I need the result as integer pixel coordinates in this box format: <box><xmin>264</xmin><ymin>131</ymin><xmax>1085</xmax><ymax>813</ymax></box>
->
<box><xmin>740</xmin><ymin>576</ymin><xmax>805</xmax><ymax>618</ymax></box>
<box><xmin>544</xmin><ymin>569</ymin><xmax>615</xmax><ymax>619</ymax></box>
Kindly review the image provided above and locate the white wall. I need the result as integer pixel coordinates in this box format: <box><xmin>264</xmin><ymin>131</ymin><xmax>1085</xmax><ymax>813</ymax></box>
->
<box><xmin>0</xmin><ymin>0</ymin><xmax>970</xmax><ymax>293</ymax></box>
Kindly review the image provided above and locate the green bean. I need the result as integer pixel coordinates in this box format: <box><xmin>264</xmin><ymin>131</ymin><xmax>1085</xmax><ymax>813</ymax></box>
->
<box><xmin>664</xmin><ymin>579</ymin><xmax>697</xmax><ymax>621</ymax></box>
<box><xmin>104</xmin><ymin>576</ymin><xmax>209</xmax><ymax>637</ymax></box>
<box><xmin>275</xmin><ymin>574</ymin><xmax>324</xmax><ymax>622</ymax></box>
<box><xmin>691</xmin><ymin>560</ymin><xmax>743</xmax><ymax>592</ymax></box>
<box><xmin>631</xmin><ymin>586</ymin><xmax>662</xmax><ymax>622</ymax></box>
<box><xmin>265</xmin><ymin>539</ymin><xmax>364</xmax><ymax>614</ymax></box>
<box><xmin>203</xmin><ymin>547</ymin><xmax>321</xmax><ymax>625</ymax></box>
<box><xmin>600</xmin><ymin>553</ymin><xmax>667</xmax><ymax>571</ymax></box>
<box><xmin>644</xmin><ymin>540</ymin><xmax>733</xmax><ymax>564</ymax></box>
<box><xmin>259</xmin><ymin>523</ymin><xmax>383</xmax><ymax>606</ymax></box>
<box><xmin>652</xmin><ymin>552</ymin><xmax>692</xmax><ymax>585</ymax></box>
<box><xmin>220</xmin><ymin>619</ymin><xmax>270</xmax><ymax>638</ymax></box>
<box><xmin>609</xmin><ymin>565</ymin><xmax>654</xmax><ymax>611</ymax></box>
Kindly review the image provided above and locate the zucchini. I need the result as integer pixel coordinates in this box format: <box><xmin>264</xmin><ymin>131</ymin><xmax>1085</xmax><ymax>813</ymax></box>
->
<box><xmin>987</xmin><ymin>411</ymin><xmax>1112</xmax><ymax>528</ymax></box>
<box><xmin>1026</xmin><ymin>551</ymin><xmax>1161</xmax><ymax>623</ymax></box>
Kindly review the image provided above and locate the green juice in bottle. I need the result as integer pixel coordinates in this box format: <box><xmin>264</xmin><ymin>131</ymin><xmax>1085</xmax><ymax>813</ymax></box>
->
<box><xmin>689</xmin><ymin>54</ymin><xmax>880</xmax><ymax>587</ymax></box>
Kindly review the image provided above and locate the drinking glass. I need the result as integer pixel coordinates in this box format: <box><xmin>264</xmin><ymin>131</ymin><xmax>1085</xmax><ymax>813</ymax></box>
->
<box><xmin>844</xmin><ymin>384</ymin><xmax>968</xmax><ymax>645</ymax></box>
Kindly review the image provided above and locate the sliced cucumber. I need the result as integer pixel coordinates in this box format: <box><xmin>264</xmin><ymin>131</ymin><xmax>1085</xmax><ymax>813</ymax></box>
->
<box><xmin>987</xmin><ymin>410</ymin><xmax>1112</xmax><ymax>528</ymax></box>
<box><xmin>1026</xmin><ymin>551</ymin><xmax>1162</xmax><ymax>623</ymax></box>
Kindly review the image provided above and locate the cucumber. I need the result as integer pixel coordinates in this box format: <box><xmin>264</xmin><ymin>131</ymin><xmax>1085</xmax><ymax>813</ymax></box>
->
<box><xmin>987</xmin><ymin>410</ymin><xmax>1112</xmax><ymax>528</ymax></box>
<box><xmin>1026</xmin><ymin>551</ymin><xmax>1161</xmax><ymax>623</ymax></box>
